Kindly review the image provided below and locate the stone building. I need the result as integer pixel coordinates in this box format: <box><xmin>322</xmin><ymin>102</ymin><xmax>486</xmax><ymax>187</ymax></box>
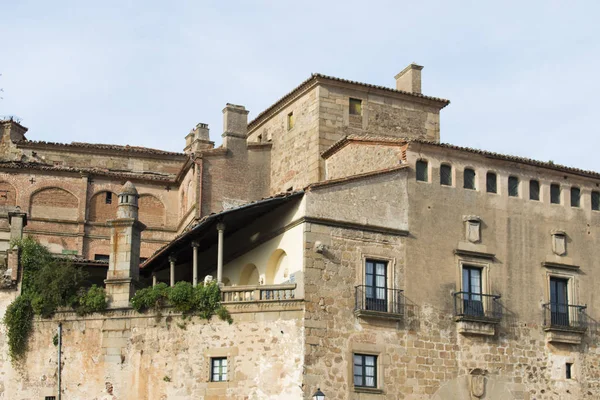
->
<box><xmin>0</xmin><ymin>64</ymin><xmax>599</xmax><ymax>399</ymax></box>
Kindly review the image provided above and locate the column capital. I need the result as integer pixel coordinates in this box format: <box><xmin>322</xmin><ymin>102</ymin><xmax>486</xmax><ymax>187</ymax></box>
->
<box><xmin>216</xmin><ymin>222</ymin><xmax>226</xmax><ymax>231</ymax></box>
<box><xmin>191</xmin><ymin>241</ymin><xmax>200</xmax><ymax>248</ymax></box>
<box><xmin>168</xmin><ymin>254</ymin><xmax>177</xmax><ymax>263</ymax></box>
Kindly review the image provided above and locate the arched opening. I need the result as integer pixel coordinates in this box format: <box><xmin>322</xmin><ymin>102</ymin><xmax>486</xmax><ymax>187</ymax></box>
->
<box><xmin>138</xmin><ymin>194</ymin><xmax>166</xmax><ymax>227</ymax></box>
<box><xmin>0</xmin><ymin>181</ymin><xmax>16</xmax><ymax>207</ymax></box>
<box><xmin>239</xmin><ymin>263</ymin><xmax>259</xmax><ymax>286</ymax></box>
<box><xmin>30</xmin><ymin>187</ymin><xmax>79</xmax><ymax>220</ymax></box>
<box><xmin>88</xmin><ymin>191</ymin><xmax>118</xmax><ymax>222</ymax></box>
<box><xmin>221</xmin><ymin>277</ymin><xmax>231</xmax><ymax>287</ymax></box>
<box><xmin>265</xmin><ymin>249</ymin><xmax>289</xmax><ymax>285</ymax></box>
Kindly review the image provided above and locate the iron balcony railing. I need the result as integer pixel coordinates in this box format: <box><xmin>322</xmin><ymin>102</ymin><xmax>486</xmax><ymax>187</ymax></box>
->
<box><xmin>543</xmin><ymin>303</ymin><xmax>587</xmax><ymax>331</ymax></box>
<box><xmin>453</xmin><ymin>292</ymin><xmax>502</xmax><ymax>322</ymax></box>
<box><xmin>354</xmin><ymin>285</ymin><xmax>404</xmax><ymax>316</ymax></box>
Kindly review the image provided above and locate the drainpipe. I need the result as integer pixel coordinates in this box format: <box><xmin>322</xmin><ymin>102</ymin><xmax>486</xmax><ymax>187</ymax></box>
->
<box><xmin>216</xmin><ymin>223</ymin><xmax>225</xmax><ymax>285</ymax></box>
<box><xmin>191</xmin><ymin>241</ymin><xmax>199</xmax><ymax>287</ymax></box>
<box><xmin>57</xmin><ymin>322</ymin><xmax>62</xmax><ymax>400</ymax></box>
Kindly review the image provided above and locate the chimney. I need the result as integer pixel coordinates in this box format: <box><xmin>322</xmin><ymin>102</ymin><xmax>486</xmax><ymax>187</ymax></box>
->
<box><xmin>184</xmin><ymin>123</ymin><xmax>214</xmax><ymax>153</ymax></box>
<box><xmin>395</xmin><ymin>63</ymin><xmax>424</xmax><ymax>94</ymax></box>
<box><xmin>1</xmin><ymin>118</ymin><xmax>28</xmax><ymax>142</ymax></box>
<box><xmin>222</xmin><ymin>103</ymin><xmax>249</xmax><ymax>149</ymax></box>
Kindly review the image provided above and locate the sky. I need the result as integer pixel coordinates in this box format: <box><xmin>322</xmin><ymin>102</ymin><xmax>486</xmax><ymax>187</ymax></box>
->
<box><xmin>1</xmin><ymin>1</ymin><xmax>599</xmax><ymax>170</ymax></box>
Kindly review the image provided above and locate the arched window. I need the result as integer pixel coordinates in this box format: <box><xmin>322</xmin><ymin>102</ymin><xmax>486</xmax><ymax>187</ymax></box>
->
<box><xmin>529</xmin><ymin>180</ymin><xmax>540</xmax><ymax>200</ymax></box>
<box><xmin>416</xmin><ymin>160</ymin><xmax>428</xmax><ymax>182</ymax></box>
<box><xmin>486</xmin><ymin>172</ymin><xmax>497</xmax><ymax>193</ymax></box>
<box><xmin>265</xmin><ymin>249</ymin><xmax>289</xmax><ymax>284</ymax></box>
<box><xmin>508</xmin><ymin>176</ymin><xmax>519</xmax><ymax>197</ymax></box>
<box><xmin>30</xmin><ymin>187</ymin><xmax>79</xmax><ymax>220</ymax></box>
<box><xmin>440</xmin><ymin>164</ymin><xmax>452</xmax><ymax>186</ymax></box>
<box><xmin>464</xmin><ymin>169</ymin><xmax>476</xmax><ymax>190</ymax></box>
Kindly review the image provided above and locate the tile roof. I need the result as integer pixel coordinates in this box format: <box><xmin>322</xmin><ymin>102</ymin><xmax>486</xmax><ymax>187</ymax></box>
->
<box><xmin>306</xmin><ymin>165</ymin><xmax>409</xmax><ymax>190</ymax></box>
<box><xmin>322</xmin><ymin>134</ymin><xmax>600</xmax><ymax>180</ymax></box>
<box><xmin>0</xmin><ymin>161</ymin><xmax>177</xmax><ymax>183</ymax></box>
<box><xmin>247</xmin><ymin>73</ymin><xmax>451</xmax><ymax>131</ymax></box>
<box><xmin>17</xmin><ymin>140</ymin><xmax>186</xmax><ymax>157</ymax></box>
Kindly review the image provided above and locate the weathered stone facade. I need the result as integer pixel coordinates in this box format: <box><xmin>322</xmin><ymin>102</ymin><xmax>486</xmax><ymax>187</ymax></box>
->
<box><xmin>1</xmin><ymin>64</ymin><xmax>599</xmax><ymax>399</ymax></box>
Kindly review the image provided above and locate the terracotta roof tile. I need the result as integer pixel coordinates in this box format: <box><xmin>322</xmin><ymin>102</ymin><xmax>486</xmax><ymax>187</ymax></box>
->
<box><xmin>17</xmin><ymin>140</ymin><xmax>186</xmax><ymax>157</ymax></box>
<box><xmin>306</xmin><ymin>165</ymin><xmax>408</xmax><ymax>190</ymax></box>
<box><xmin>247</xmin><ymin>74</ymin><xmax>450</xmax><ymax>131</ymax></box>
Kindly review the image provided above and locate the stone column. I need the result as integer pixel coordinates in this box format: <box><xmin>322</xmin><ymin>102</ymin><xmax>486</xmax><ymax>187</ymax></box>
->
<box><xmin>169</xmin><ymin>255</ymin><xmax>176</xmax><ymax>287</ymax></box>
<box><xmin>192</xmin><ymin>241</ymin><xmax>199</xmax><ymax>287</ymax></box>
<box><xmin>216</xmin><ymin>223</ymin><xmax>225</xmax><ymax>284</ymax></box>
<box><xmin>7</xmin><ymin>207</ymin><xmax>27</xmax><ymax>284</ymax></box>
<box><xmin>152</xmin><ymin>273</ymin><xmax>157</xmax><ymax>287</ymax></box>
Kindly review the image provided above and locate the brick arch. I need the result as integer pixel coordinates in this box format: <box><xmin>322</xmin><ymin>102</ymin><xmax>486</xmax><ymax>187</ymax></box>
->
<box><xmin>30</xmin><ymin>187</ymin><xmax>79</xmax><ymax>221</ymax></box>
<box><xmin>138</xmin><ymin>194</ymin><xmax>165</xmax><ymax>227</ymax></box>
<box><xmin>0</xmin><ymin>181</ymin><xmax>17</xmax><ymax>207</ymax></box>
<box><xmin>88</xmin><ymin>190</ymin><xmax>118</xmax><ymax>222</ymax></box>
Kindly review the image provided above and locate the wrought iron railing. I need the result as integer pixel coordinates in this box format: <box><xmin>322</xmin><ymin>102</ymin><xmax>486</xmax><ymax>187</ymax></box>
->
<box><xmin>453</xmin><ymin>292</ymin><xmax>502</xmax><ymax>322</ymax></box>
<box><xmin>354</xmin><ymin>285</ymin><xmax>404</xmax><ymax>315</ymax></box>
<box><xmin>543</xmin><ymin>303</ymin><xmax>587</xmax><ymax>331</ymax></box>
<box><xmin>221</xmin><ymin>284</ymin><xmax>296</xmax><ymax>303</ymax></box>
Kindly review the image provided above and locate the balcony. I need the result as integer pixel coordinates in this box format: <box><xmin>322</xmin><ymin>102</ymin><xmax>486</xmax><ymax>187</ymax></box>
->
<box><xmin>354</xmin><ymin>285</ymin><xmax>405</xmax><ymax>321</ymax></box>
<box><xmin>221</xmin><ymin>284</ymin><xmax>297</xmax><ymax>303</ymax></box>
<box><xmin>453</xmin><ymin>292</ymin><xmax>502</xmax><ymax>336</ymax></box>
<box><xmin>543</xmin><ymin>303</ymin><xmax>587</xmax><ymax>344</ymax></box>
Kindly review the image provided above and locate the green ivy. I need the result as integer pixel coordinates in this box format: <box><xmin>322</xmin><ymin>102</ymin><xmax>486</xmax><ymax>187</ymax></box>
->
<box><xmin>3</xmin><ymin>237</ymin><xmax>107</xmax><ymax>361</ymax></box>
<box><xmin>131</xmin><ymin>281</ymin><xmax>232</xmax><ymax>324</ymax></box>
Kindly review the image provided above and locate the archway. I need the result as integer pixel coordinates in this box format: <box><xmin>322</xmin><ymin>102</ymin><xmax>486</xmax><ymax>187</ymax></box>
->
<box><xmin>30</xmin><ymin>187</ymin><xmax>78</xmax><ymax>220</ymax></box>
<box><xmin>265</xmin><ymin>249</ymin><xmax>289</xmax><ymax>285</ymax></box>
<box><xmin>239</xmin><ymin>263</ymin><xmax>259</xmax><ymax>286</ymax></box>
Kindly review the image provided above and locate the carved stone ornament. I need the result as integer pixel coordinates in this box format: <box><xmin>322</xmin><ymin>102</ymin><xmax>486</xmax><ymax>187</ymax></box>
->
<box><xmin>463</xmin><ymin>215</ymin><xmax>482</xmax><ymax>243</ymax></box>
<box><xmin>469</xmin><ymin>368</ymin><xmax>486</xmax><ymax>399</ymax></box>
<box><xmin>551</xmin><ymin>230</ymin><xmax>567</xmax><ymax>256</ymax></box>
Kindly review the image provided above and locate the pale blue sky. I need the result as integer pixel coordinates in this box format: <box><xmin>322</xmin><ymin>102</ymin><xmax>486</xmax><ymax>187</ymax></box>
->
<box><xmin>1</xmin><ymin>1</ymin><xmax>599</xmax><ymax>170</ymax></box>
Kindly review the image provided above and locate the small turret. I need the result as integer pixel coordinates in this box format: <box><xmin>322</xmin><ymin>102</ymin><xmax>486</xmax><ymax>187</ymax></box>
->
<box><xmin>117</xmin><ymin>181</ymin><xmax>139</xmax><ymax>220</ymax></box>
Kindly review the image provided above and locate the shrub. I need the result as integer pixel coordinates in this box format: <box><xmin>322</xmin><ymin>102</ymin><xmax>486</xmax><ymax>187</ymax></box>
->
<box><xmin>3</xmin><ymin>295</ymin><xmax>34</xmax><ymax>360</ymax></box>
<box><xmin>130</xmin><ymin>283</ymin><xmax>169</xmax><ymax>312</ymax></box>
<box><xmin>168</xmin><ymin>281</ymin><xmax>194</xmax><ymax>314</ymax></box>
<box><xmin>76</xmin><ymin>285</ymin><xmax>107</xmax><ymax>315</ymax></box>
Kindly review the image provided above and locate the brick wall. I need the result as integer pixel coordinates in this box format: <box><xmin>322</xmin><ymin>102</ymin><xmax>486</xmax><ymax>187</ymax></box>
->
<box><xmin>88</xmin><ymin>191</ymin><xmax>118</xmax><ymax>222</ymax></box>
<box><xmin>138</xmin><ymin>194</ymin><xmax>165</xmax><ymax>227</ymax></box>
<box><xmin>30</xmin><ymin>187</ymin><xmax>79</xmax><ymax>220</ymax></box>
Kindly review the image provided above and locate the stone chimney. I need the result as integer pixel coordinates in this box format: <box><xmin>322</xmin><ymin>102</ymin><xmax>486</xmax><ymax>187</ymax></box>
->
<box><xmin>184</xmin><ymin>123</ymin><xmax>214</xmax><ymax>153</ymax></box>
<box><xmin>105</xmin><ymin>181</ymin><xmax>146</xmax><ymax>308</ymax></box>
<box><xmin>222</xmin><ymin>103</ymin><xmax>249</xmax><ymax>149</ymax></box>
<box><xmin>395</xmin><ymin>63</ymin><xmax>424</xmax><ymax>94</ymax></box>
<box><xmin>1</xmin><ymin>118</ymin><xmax>28</xmax><ymax>142</ymax></box>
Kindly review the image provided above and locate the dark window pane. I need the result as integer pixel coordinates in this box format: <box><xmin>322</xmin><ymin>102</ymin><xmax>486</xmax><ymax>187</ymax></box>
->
<box><xmin>105</xmin><ymin>192</ymin><xmax>112</xmax><ymax>204</ymax></box>
<box><xmin>416</xmin><ymin>160</ymin><xmax>428</xmax><ymax>182</ymax></box>
<box><xmin>551</xmin><ymin>184</ymin><xmax>561</xmax><ymax>204</ymax></box>
<box><xmin>94</xmin><ymin>254</ymin><xmax>109</xmax><ymax>261</ymax></box>
<box><xmin>529</xmin><ymin>180</ymin><xmax>540</xmax><ymax>200</ymax></box>
<box><xmin>571</xmin><ymin>187</ymin><xmax>580</xmax><ymax>208</ymax></box>
<box><xmin>486</xmin><ymin>172</ymin><xmax>497</xmax><ymax>193</ymax></box>
<box><xmin>592</xmin><ymin>191</ymin><xmax>600</xmax><ymax>211</ymax></box>
<box><xmin>354</xmin><ymin>354</ymin><xmax>377</xmax><ymax>388</ymax></box>
<box><xmin>349</xmin><ymin>98</ymin><xmax>362</xmax><ymax>115</ymax></box>
<box><xmin>508</xmin><ymin>176</ymin><xmax>519</xmax><ymax>197</ymax></box>
<box><xmin>440</xmin><ymin>165</ymin><xmax>452</xmax><ymax>186</ymax></box>
<box><xmin>464</xmin><ymin>169</ymin><xmax>476</xmax><ymax>190</ymax></box>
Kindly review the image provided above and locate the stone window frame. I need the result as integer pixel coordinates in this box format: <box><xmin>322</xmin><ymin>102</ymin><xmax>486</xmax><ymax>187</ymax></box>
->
<box><xmin>210</xmin><ymin>357</ymin><xmax>228</xmax><ymax>382</ymax></box>
<box><xmin>204</xmin><ymin>347</ymin><xmax>238</xmax><ymax>383</ymax></box>
<box><xmin>415</xmin><ymin>159</ymin><xmax>429</xmax><ymax>183</ymax></box>
<box><xmin>349</xmin><ymin>98</ymin><xmax>363</xmax><ymax>116</ymax></box>
<box><xmin>358</xmin><ymin>254</ymin><xmax>397</xmax><ymax>292</ymax></box>
<box><xmin>544</xmin><ymin>269</ymin><xmax>578</xmax><ymax>309</ymax></box>
<box><xmin>457</xmin><ymin>259</ymin><xmax>492</xmax><ymax>306</ymax></box>
<box><xmin>348</xmin><ymin>342</ymin><xmax>386</xmax><ymax>394</ymax></box>
<box><xmin>440</xmin><ymin>163</ymin><xmax>453</xmax><ymax>187</ymax></box>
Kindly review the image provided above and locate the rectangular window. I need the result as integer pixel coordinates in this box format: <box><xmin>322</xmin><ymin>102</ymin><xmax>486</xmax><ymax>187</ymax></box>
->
<box><xmin>462</xmin><ymin>266</ymin><xmax>483</xmax><ymax>317</ymax></box>
<box><xmin>94</xmin><ymin>254</ymin><xmax>109</xmax><ymax>262</ymax></box>
<box><xmin>549</xmin><ymin>277</ymin><xmax>569</xmax><ymax>327</ymax></box>
<box><xmin>592</xmin><ymin>191</ymin><xmax>600</xmax><ymax>211</ymax></box>
<box><xmin>287</xmin><ymin>112</ymin><xmax>295</xmax><ymax>131</ymax></box>
<box><xmin>570</xmin><ymin>187</ymin><xmax>580</xmax><ymax>208</ymax></box>
<box><xmin>353</xmin><ymin>354</ymin><xmax>377</xmax><ymax>388</ymax></box>
<box><xmin>416</xmin><ymin>160</ymin><xmax>428</xmax><ymax>182</ymax></box>
<box><xmin>364</xmin><ymin>259</ymin><xmax>387</xmax><ymax>312</ymax></box>
<box><xmin>45</xmin><ymin>397</ymin><xmax>56</xmax><ymax>400</ymax></box>
<box><xmin>551</xmin><ymin>184</ymin><xmax>561</xmax><ymax>204</ymax></box>
<box><xmin>530</xmin><ymin>180</ymin><xmax>540</xmax><ymax>201</ymax></box>
<box><xmin>566</xmin><ymin>363</ymin><xmax>573</xmax><ymax>379</ymax></box>
<box><xmin>211</xmin><ymin>357</ymin><xmax>228</xmax><ymax>382</ymax></box>
<box><xmin>464</xmin><ymin>168</ymin><xmax>476</xmax><ymax>190</ymax></box>
<box><xmin>349</xmin><ymin>98</ymin><xmax>362</xmax><ymax>116</ymax></box>
<box><xmin>440</xmin><ymin>164</ymin><xmax>452</xmax><ymax>186</ymax></box>
<box><xmin>508</xmin><ymin>176</ymin><xmax>519</xmax><ymax>197</ymax></box>
<box><xmin>486</xmin><ymin>172</ymin><xmax>497</xmax><ymax>193</ymax></box>
<box><xmin>105</xmin><ymin>192</ymin><xmax>112</xmax><ymax>204</ymax></box>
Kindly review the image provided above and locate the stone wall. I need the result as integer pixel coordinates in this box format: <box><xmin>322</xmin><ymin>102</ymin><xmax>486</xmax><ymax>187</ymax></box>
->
<box><xmin>0</xmin><ymin>298</ymin><xmax>305</xmax><ymax>400</ymax></box>
<box><xmin>325</xmin><ymin>142</ymin><xmax>404</xmax><ymax>180</ymax></box>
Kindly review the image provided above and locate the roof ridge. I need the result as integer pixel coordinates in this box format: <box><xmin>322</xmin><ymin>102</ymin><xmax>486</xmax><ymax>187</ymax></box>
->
<box><xmin>17</xmin><ymin>139</ymin><xmax>186</xmax><ymax>157</ymax></box>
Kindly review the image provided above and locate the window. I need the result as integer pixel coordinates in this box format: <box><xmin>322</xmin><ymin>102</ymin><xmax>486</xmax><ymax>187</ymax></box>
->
<box><xmin>508</xmin><ymin>176</ymin><xmax>519</xmax><ymax>197</ymax></box>
<box><xmin>105</xmin><ymin>192</ymin><xmax>112</xmax><ymax>204</ymax></box>
<box><xmin>349</xmin><ymin>98</ymin><xmax>362</xmax><ymax>116</ymax></box>
<box><xmin>416</xmin><ymin>160</ymin><xmax>428</xmax><ymax>182</ymax></box>
<box><xmin>530</xmin><ymin>180</ymin><xmax>540</xmax><ymax>201</ymax></box>
<box><xmin>287</xmin><ymin>112</ymin><xmax>294</xmax><ymax>130</ymax></box>
<box><xmin>440</xmin><ymin>164</ymin><xmax>452</xmax><ymax>186</ymax></box>
<box><xmin>94</xmin><ymin>254</ymin><xmax>109</xmax><ymax>262</ymax></box>
<box><xmin>486</xmin><ymin>172</ymin><xmax>497</xmax><ymax>193</ymax></box>
<box><xmin>464</xmin><ymin>168</ymin><xmax>476</xmax><ymax>190</ymax></box>
<box><xmin>549</xmin><ymin>277</ymin><xmax>569</xmax><ymax>326</ymax></box>
<box><xmin>364</xmin><ymin>260</ymin><xmax>387</xmax><ymax>312</ymax></box>
<box><xmin>570</xmin><ymin>187</ymin><xmax>580</xmax><ymax>208</ymax></box>
<box><xmin>45</xmin><ymin>397</ymin><xmax>56</xmax><ymax>400</ymax></box>
<box><xmin>353</xmin><ymin>354</ymin><xmax>377</xmax><ymax>388</ymax></box>
<box><xmin>462</xmin><ymin>266</ymin><xmax>483</xmax><ymax>317</ymax></box>
<box><xmin>211</xmin><ymin>357</ymin><xmax>228</xmax><ymax>382</ymax></box>
<box><xmin>551</xmin><ymin>184</ymin><xmax>561</xmax><ymax>204</ymax></box>
<box><xmin>592</xmin><ymin>191</ymin><xmax>600</xmax><ymax>211</ymax></box>
<box><xmin>566</xmin><ymin>363</ymin><xmax>573</xmax><ymax>379</ymax></box>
